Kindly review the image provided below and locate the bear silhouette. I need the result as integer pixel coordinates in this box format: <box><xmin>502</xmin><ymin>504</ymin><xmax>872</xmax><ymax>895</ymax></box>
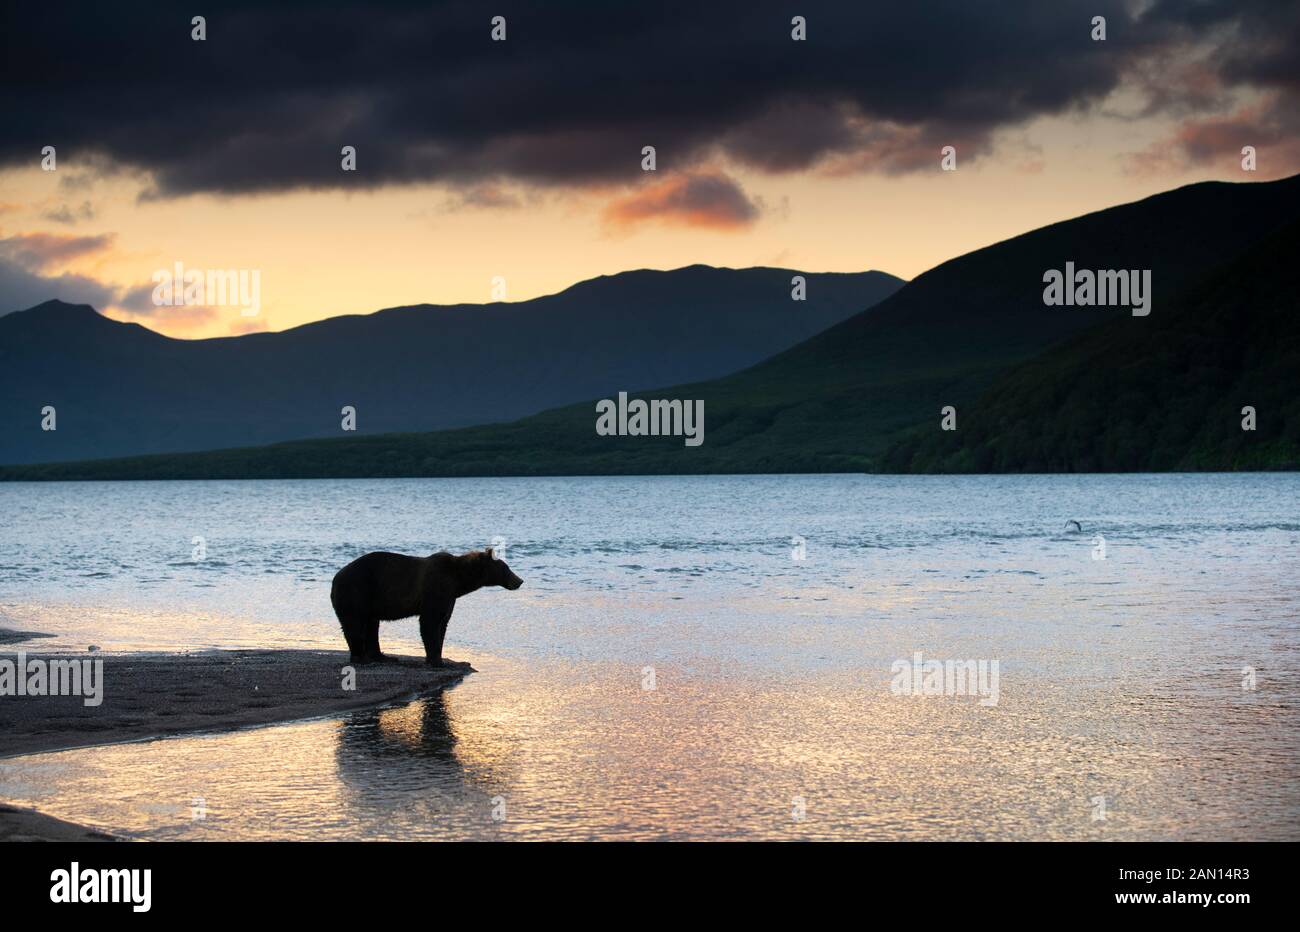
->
<box><xmin>331</xmin><ymin>548</ymin><xmax>522</xmax><ymax>666</ymax></box>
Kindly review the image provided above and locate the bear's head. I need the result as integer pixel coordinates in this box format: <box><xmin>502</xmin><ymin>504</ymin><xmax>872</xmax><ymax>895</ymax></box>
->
<box><xmin>482</xmin><ymin>548</ymin><xmax>523</xmax><ymax>590</ymax></box>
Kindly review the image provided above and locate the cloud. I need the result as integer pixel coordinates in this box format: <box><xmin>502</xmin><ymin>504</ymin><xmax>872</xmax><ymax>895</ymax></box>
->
<box><xmin>103</xmin><ymin>303</ymin><xmax>219</xmax><ymax>333</ymax></box>
<box><xmin>41</xmin><ymin>200</ymin><xmax>97</xmax><ymax>225</ymax></box>
<box><xmin>0</xmin><ymin>231</ymin><xmax>119</xmax><ymax>314</ymax></box>
<box><xmin>0</xmin><ymin>232</ymin><xmax>115</xmax><ymax>272</ymax></box>
<box><xmin>441</xmin><ymin>184</ymin><xmax>525</xmax><ymax>211</ymax></box>
<box><xmin>3</xmin><ymin>1</ymin><xmax>1294</xmax><ymax>196</ymax></box>
<box><xmin>603</xmin><ymin>173</ymin><xmax>760</xmax><ymax>231</ymax></box>
<box><xmin>111</xmin><ymin>278</ymin><xmax>260</xmax><ymax>332</ymax></box>
<box><xmin>229</xmin><ymin>317</ymin><xmax>269</xmax><ymax>335</ymax></box>
<box><xmin>112</xmin><ymin>282</ymin><xmax>163</xmax><ymax>314</ymax></box>
<box><xmin>0</xmin><ymin>230</ymin><xmax>237</xmax><ymax>328</ymax></box>
<box><xmin>1170</xmin><ymin>95</ymin><xmax>1300</xmax><ymax>175</ymax></box>
<box><xmin>1125</xmin><ymin>92</ymin><xmax>1300</xmax><ymax>178</ymax></box>
<box><xmin>0</xmin><ymin>241</ymin><xmax>256</xmax><ymax>329</ymax></box>
<box><xmin>0</xmin><ymin>257</ymin><xmax>117</xmax><ymax>314</ymax></box>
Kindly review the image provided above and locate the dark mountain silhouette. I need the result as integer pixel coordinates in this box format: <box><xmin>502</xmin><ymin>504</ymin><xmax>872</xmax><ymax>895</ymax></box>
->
<box><xmin>880</xmin><ymin>218</ymin><xmax>1300</xmax><ymax>472</ymax></box>
<box><xmin>0</xmin><ymin>266</ymin><xmax>902</xmax><ymax>464</ymax></box>
<box><xmin>4</xmin><ymin>174</ymin><xmax>1298</xmax><ymax>480</ymax></box>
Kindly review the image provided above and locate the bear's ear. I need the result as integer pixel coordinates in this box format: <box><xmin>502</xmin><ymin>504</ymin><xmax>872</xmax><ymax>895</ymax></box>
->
<box><xmin>485</xmin><ymin>547</ymin><xmax>494</xmax><ymax>560</ymax></box>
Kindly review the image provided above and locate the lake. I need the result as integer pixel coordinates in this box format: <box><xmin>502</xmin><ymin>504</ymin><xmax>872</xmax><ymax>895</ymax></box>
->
<box><xmin>1</xmin><ymin>474</ymin><xmax>1297</xmax><ymax>839</ymax></box>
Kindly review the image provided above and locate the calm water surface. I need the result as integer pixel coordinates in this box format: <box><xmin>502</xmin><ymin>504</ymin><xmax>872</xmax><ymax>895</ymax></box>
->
<box><xmin>1</xmin><ymin>475</ymin><xmax>1297</xmax><ymax>839</ymax></box>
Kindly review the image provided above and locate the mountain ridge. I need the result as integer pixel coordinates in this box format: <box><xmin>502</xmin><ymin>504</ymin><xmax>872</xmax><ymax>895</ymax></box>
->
<box><xmin>881</xmin><ymin>217</ymin><xmax>1300</xmax><ymax>472</ymax></box>
<box><xmin>4</xmin><ymin>174</ymin><xmax>1298</xmax><ymax>479</ymax></box>
<box><xmin>0</xmin><ymin>265</ymin><xmax>903</xmax><ymax>464</ymax></box>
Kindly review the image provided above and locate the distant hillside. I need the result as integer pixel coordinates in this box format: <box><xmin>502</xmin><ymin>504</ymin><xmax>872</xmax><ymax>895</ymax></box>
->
<box><xmin>4</xmin><ymin>175</ymin><xmax>1299</xmax><ymax>481</ymax></box>
<box><xmin>0</xmin><ymin>266</ymin><xmax>902</xmax><ymax>464</ymax></box>
<box><xmin>879</xmin><ymin>219</ymin><xmax>1300</xmax><ymax>472</ymax></box>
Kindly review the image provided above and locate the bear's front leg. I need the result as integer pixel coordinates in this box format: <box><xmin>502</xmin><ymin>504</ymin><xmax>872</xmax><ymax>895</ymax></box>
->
<box><xmin>419</xmin><ymin>595</ymin><xmax>455</xmax><ymax>667</ymax></box>
<box><xmin>363</xmin><ymin>617</ymin><xmax>385</xmax><ymax>662</ymax></box>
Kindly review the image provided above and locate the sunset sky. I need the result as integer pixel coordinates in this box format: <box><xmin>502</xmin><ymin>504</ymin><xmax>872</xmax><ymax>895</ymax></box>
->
<box><xmin>2</xmin><ymin>1</ymin><xmax>1297</xmax><ymax>338</ymax></box>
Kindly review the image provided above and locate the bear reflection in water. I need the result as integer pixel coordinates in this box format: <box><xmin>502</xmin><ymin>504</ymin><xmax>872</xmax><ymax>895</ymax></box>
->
<box><xmin>333</xmin><ymin>689</ymin><xmax>519</xmax><ymax>827</ymax></box>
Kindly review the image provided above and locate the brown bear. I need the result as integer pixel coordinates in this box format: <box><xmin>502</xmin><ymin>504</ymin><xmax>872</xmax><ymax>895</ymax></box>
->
<box><xmin>330</xmin><ymin>548</ymin><xmax>523</xmax><ymax>666</ymax></box>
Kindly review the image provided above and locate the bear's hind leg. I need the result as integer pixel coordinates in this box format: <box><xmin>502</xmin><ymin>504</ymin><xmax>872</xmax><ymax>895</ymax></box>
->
<box><xmin>337</xmin><ymin>612</ymin><xmax>367</xmax><ymax>663</ymax></box>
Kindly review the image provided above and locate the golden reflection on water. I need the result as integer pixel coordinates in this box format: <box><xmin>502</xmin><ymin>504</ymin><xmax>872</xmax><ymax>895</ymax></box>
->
<box><xmin>2</xmin><ymin>652</ymin><xmax>1295</xmax><ymax>840</ymax></box>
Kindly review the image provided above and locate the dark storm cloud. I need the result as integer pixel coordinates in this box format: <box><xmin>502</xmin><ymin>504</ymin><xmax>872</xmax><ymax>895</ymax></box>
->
<box><xmin>1143</xmin><ymin>0</ymin><xmax>1300</xmax><ymax>91</ymax></box>
<box><xmin>2</xmin><ymin>1</ymin><xmax>1296</xmax><ymax>196</ymax></box>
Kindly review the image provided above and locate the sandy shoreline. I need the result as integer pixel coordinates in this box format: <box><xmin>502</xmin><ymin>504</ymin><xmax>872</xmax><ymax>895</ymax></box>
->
<box><xmin>0</xmin><ymin>647</ymin><xmax>472</xmax><ymax>841</ymax></box>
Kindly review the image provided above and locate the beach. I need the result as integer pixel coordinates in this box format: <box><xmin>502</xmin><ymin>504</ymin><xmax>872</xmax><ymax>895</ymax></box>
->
<box><xmin>0</xmin><ymin>643</ymin><xmax>470</xmax><ymax>840</ymax></box>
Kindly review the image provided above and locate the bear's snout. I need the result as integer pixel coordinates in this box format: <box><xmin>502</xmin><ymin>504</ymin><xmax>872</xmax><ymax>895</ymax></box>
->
<box><xmin>504</xmin><ymin>573</ymin><xmax>523</xmax><ymax>590</ymax></box>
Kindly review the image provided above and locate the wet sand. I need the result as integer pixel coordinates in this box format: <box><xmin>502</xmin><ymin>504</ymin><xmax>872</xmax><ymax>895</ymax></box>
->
<box><xmin>0</xmin><ymin>648</ymin><xmax>471</xmax><ymax>840</ymax></box>
<box><xmin>0</xmin><ymin>628</ymin><xmax>54</xmax><ymax>645</ymax></box>
<box><xmin>0</xmin><ymin>804</ymin><xmax>120</xmax><ymax>842</ymax></box>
